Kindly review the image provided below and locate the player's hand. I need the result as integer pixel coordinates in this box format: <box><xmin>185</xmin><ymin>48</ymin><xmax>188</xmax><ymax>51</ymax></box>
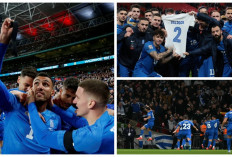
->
<box><xmin>167</xmin><ymin>47</ymin><xmax>173</xmax><ymax>53</ymax></box>
<box><xmin>161</xmin><ymin>29</ymin><xmax>167</xmax><ymax>37</ymax></box>
<box><xmin>27</xmin><ymin>89</ymin><xmax>35</xmax><ymax>105</ymax></box>
<box><xmin>0</xmin><ymin>18</ymin><xmax>14</xmax><ymax>44</ymax></box>
<box><xmin>144</xmin><ymin>118</ymin><xmax>147</xmax><ymax>121</ymax></box>
<box><xmin>126</xmin><ymin>27</ymin><xmax>133</xmax><ymax>33</ymax></box>
<box><xmin>10</xmin><ymin>90</ymin><xmax>27</xmax><ymax>104</ymax></box>
<box><xmin>173</xmin><ymin>130</ymin><xmax>177</xmax><ymax>134</ymax></box>
<box><xmin>172</xmin><ymin>50</ymin><xmax>181</xmax><ymax>60</ymax></box>
<box><xmin>124</xmin><ymin>31</ymin><xmax>133</xmax><ymax>37</ymax></box>
<box><xmin>184</xmin><ymin>52</ymin><xmax>190</xmax><ymax>56</ymax></box>
<box><xmin>196</xmin><ymin>128</ymin><xmax>199</xmax><ymax>132</ymax></box>
<box><xmin>227</xmin><ymin>34</ymin><xmax>232</xmax><ymax>39</ymax></box>
<box><xmin>188</xmin><ymin>11</ymin><xmax>197</xmax><ymax>16</ymax></box>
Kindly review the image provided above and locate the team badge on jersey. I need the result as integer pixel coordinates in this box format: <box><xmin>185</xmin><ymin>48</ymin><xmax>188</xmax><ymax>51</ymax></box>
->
<box><xmin>148</xmin><ymin>45</ymin><xmax>153</xmax><ymax>50</ymax></box>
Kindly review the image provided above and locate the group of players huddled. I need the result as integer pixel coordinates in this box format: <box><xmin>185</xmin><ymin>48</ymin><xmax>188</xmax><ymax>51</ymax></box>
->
<box><xmin>135</xmin><ymin>104</ymin><xmax>232</xmax><ymax>152</ymax></box>
<box><xmin>117</xmin><ymin>3</ymin><xmax>232</xmax><ymax>77</ymax></box>
<box><xmin>0</xmin><ymin>18</ymin><xmax>114</xmax><ymax>154</ymax></box>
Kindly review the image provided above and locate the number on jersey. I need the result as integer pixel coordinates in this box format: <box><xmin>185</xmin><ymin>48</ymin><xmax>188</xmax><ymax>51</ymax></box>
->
<box><xmin>173</xmin><ymin>27</ymin><xmax>181</xmax><ymax>43</ymax></box>
<box><xmin>183</xmin><ymin>123</ymin><xmax>190</xmax><ymax>129</ymax></box>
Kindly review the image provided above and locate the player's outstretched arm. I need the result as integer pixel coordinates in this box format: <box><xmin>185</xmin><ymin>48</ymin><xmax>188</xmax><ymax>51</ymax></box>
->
<box><xmin>173</xmin><ymin>126</ymin><xmax>180</xmax><ymax>134</ymax></box>
<box><xmin>150</xmin><ymin>47</ymin><xmax>172</xmax><ymax>61</ymax></box>
<box><xmin>52</xmin><ymin>104</ymin><xmax>88</xmax><ymax>129</ymax></box>
<box><xmin>28</xmin><ymin>102</ymin><xmax>67</xmax><ymax>151</ymax></box>
<box><xmin>0</xmin><ymin>81</ymin><xmax>19</xmax><ymax>112</ymax></box>
<box><xmin>29</xmin><ymin>101</ymin><xmax>103</xmax><ymax>154</ymax></box>
<box><xmin>0</xmin><ymin>18</ymin><xmax>13</xmax><ymax>73</ymax></box>
<box><xmin>186</xmin><ymin>42</ymin><xmax>212</xmax><ymax>56</ymax></box>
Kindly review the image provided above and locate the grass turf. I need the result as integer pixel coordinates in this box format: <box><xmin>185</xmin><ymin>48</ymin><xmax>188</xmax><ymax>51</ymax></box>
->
<box><xmin>117</xmin><ymin>149</ymin><xmax>231</xmax><ymax>154</ymax></box>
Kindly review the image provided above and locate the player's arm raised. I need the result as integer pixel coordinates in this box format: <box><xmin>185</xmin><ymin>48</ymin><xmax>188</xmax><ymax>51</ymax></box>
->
<box><xmin>0</xmin><ymin>18</ymin><xmax>13</xmax><ymax>73</ymax></box>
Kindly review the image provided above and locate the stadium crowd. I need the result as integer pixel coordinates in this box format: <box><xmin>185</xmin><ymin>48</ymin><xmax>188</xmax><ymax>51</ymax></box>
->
<box><xmin>117</xmin><ymin>3</ymin><xmax>232</xmax><ymax>77</ymax></box>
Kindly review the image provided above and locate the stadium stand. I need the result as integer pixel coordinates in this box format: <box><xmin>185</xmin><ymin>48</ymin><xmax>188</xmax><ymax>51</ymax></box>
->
<box><xmin>0</xmin><ymin>3</ymin><xmax>114</xmax><ymax>88</ymax></box>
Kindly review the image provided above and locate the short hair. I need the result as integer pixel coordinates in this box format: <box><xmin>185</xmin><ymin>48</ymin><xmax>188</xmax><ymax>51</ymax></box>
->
<box><xmin>153</xmin><ymin>13</ymin><xmax>161</xmax><ymax>18</ymax></box>
<box><xmin>79</xmin><ymin>79</ymin><xmax>110</xmax><ymax>107</ymax></box>
<box><xmin>165</xmin><ymin>8</ymin><xmax>174</xmax><ymax>14</ymax></box>
<box><xmin>144</xmin><ymin>9</ymin><xmax>152</xmax><ymax>14</ymax></box>
<box><xmin>198</xmin><ymin>6</ymin><xmax>208</xmax><ymax>12</ymax></box>
<box><xmin>117</xmin><ymin>7</ymin><xmax>127</xmax><ymax>13</ymax></box>
<box><xmin>139</xmin><ymin>17</ymin><xmax>149</xmax><ymax>23</ymax></box>
<box><xmin>35</xmin><ymin>72</ymin><xmax>54</xmax><ymax>86</ymax></box>
<box><xmin>211</xmin><ymin>24</ymin><xmax>222</xmax><ymax>29</ymax></box>
<box><xmin>130</xmin><ymin>4</ymin><xmax>140</xmax><ymax>11</ymax></box>
<box><xmin>226</xmin><ymin>7</ymin><xmax>232</xmax><ymax>13</ymax></box>
<box><xmin>212</xmin><ymin>115</ymin><xmax>217</xmax><ymax>119</ymax></box>
<box><xmin>63</xmin><ymin>77</ymin><xmax>79</xmax><ymax>93</ymax></box>
<box><xmin>145</xmin><ymin>106</ymin><xmax>151</xmax><ymax>111</ymax></box>
<box><xmin>20</xmin><ymin>67</ymin><xmax>37</xmax><ymax>79</ymax></box>
<box><xmin>183</xmin><ymin>115</ymin><xmax>188</xmax><ymax>119</ymax></box>
<box><xmin>151</xmin><ymin>8</ymin><xmax>159</xmax><ymax>13</ymax></box>
<box><xmin>154</xmin><ymin>29</ymin><xmax>165</xmax><ymax>38</ymax></box>
<box><xmin>211</xmin><ymin>10</ymin><xmax>220</xmax><ymax>16</ymax></box>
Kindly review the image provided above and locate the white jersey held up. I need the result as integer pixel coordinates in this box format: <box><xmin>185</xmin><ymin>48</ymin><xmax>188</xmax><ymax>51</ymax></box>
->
<box><xmin>162</xmin><ymin>14</ymin><xmax>195</xmax><ymax>57</ymax></box>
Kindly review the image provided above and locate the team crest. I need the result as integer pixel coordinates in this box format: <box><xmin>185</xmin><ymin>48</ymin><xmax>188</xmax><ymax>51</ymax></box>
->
<box><xmin>148</xmin><ymin>45</ymin><xmax>153</xmax><ymax>50</ymax></box>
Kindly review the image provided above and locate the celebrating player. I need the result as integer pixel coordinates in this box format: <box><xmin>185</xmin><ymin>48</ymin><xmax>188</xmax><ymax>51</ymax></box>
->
<box><xmin>26</xmin><ymin>79</ymin><xmax>114</xmax><ymax>154</ymax></box>
<box><xmin>136</xmin><ymin>106</ymin><xmax>155</xmax><ymax>141</ymax></box>
<box><xmin>173</xmin><ymin>115</ymin><xmax>198</xmax><ymax>150</ymax></box>
<box><xmin>221</xmin><ymin>104</ymin><xmax>232</xmax><ymax>153</ymax></box>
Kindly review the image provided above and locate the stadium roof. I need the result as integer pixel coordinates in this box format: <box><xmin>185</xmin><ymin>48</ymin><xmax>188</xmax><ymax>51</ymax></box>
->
<box><xmin>0</xmin><ymin>3</ymin><xmax>114</xmax><ymax>40</ymax></box>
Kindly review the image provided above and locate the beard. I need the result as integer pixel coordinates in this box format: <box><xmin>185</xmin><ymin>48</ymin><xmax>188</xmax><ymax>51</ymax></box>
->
<box><xmin>214</xmin><ymin>35</ymin><xmax>221</xmax><ymax>43</ymax></box>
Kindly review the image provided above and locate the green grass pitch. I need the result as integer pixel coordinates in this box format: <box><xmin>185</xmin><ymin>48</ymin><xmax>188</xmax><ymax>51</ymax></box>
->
<box><xmin>117</xmin><ymin>149</ymin><xmax>231</xmax><ymax>154</ymax></box>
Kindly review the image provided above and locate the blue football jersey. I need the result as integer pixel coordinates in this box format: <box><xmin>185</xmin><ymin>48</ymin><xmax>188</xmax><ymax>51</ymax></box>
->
<box><xmin>205</xmin><ymin>120</ymin><xmax>215</xmax><ymax>132</ymax></box>
<box><xmin>52</xmin><ymin>104</ymin><xmax>88</xmax><ymax>129</ymax></box>
<box><xmin>198</xmin><ymin>56</ymin><xmax>214</xmax><ymax>77</ymax></box>
<box><xmin>28</xmin><ymin>102</ymin><xmax>114</xmax><ymax>154</ymax></box>
<box><xmin>217</xmin><ymin>40</ymin><xmax>232</xmax><ymax>77</ymax></box>
<box><xmin>147</xmin><ymin>110</ymin><xmax>155</xmax><ymax>123</ymax></box>
<box><xmin>225</xmin><ymin>111</ymin><xmax>232</xmax><ymax>125</ymax></box>
<box><xmin>133</xmin><ymin>41</ymin><xmax>165</xmax><ymax>76</ymax></box>
<box><xmin>0</xmin><ymin>112</ymin><xmax>5</xmax><ymax>140</ymax></box>
<box><xmin>0</xmin><ymin>82</ymin><xmax>62</xmax><ymax>154</ymax></box>
<box><xmin>212</xmin><ymin>119</ymin><xmax>219</xmax><ymax>132</ymax></box>
<box><xmin>178</xmin><ymin>120</ymin><xmax>193</xmax><ymax>133</ymax></box>
<box><xmin>0</xmin><ymin>43</ymin><xmax>8</xmax><ymax>72</ymax></box>
<box><xmin>0</xmin><ymin>83</ymin><xmax>51</xmax><ymax>154</ymax></box>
